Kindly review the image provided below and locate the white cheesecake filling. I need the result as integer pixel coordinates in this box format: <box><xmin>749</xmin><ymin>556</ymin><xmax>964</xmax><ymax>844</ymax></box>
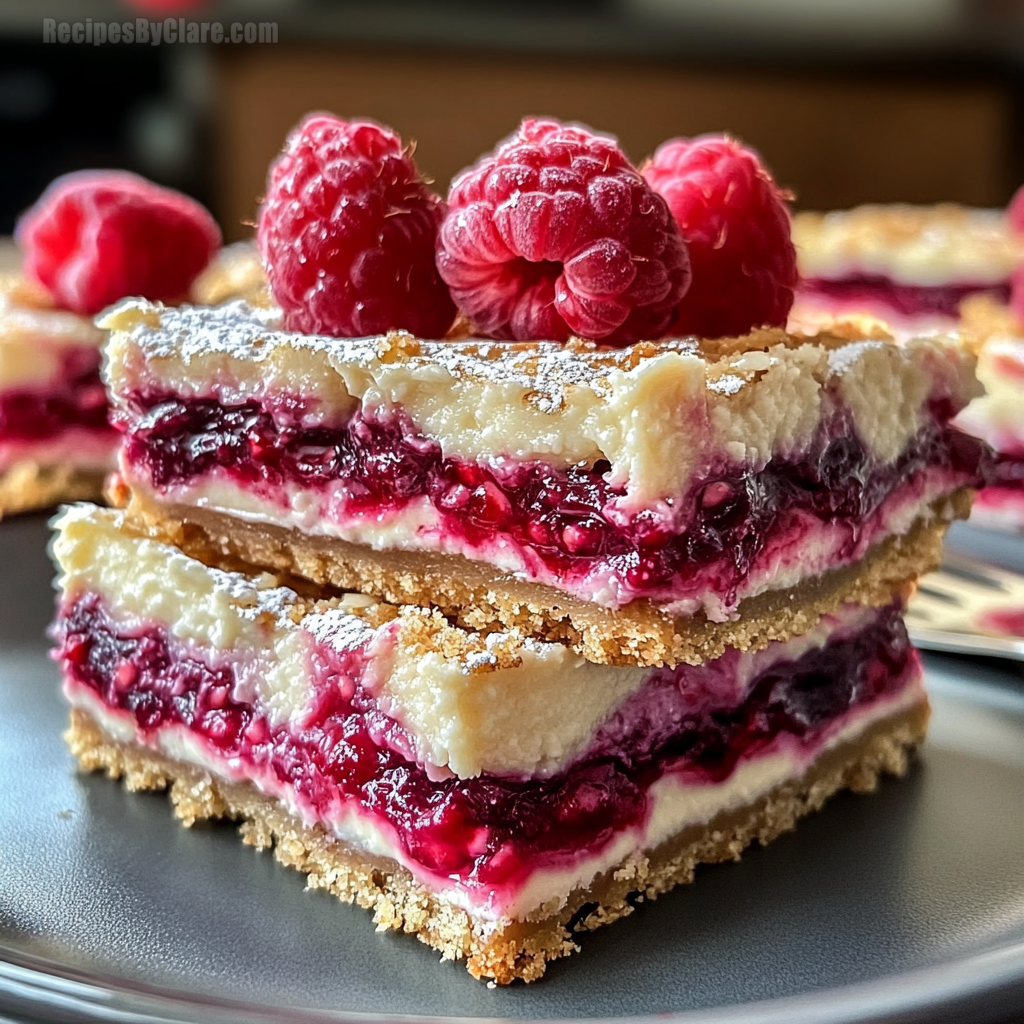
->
<box><xmin>101</xmin><ymin>299</ymin><xmax>979</xmax><ymax>510</ymax></box>
<box><xmin>955</xmin><ymin>334</ymin><xmax>1024</xmax><ymax>454</ymax></box>
<box><xmin>0</xmin><ymin>300</ymin><xmax>102</xmax><ymax>391</ymax></box>
<box><xmin>51</xmin><ymin>506</ymin><xmax>648</xmax><ymax>777</ymax></box>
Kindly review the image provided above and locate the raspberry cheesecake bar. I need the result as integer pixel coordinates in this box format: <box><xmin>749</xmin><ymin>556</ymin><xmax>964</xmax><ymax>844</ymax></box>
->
<box><xmin>1</xmin><ymin>170</ymin><xmax>222</xmax><ymax>517</ymax></box>
<box><xmin>54</xmin><ymin>503</ymin><xmax>929</xmax><ymax>983</ymax></box>
<box><xmin>952</xmin><ymin>296</ymin><xmax>1024</xmax><ymax>529</ymax></box>
<box><xmin>791</xmin><ymin>204</ymin><xmax>1024</xmax><ymax>333</ymax></box>
<box><xmin>191</xmin><ymin>241</ymin><xmax>269</xmax><ymax>308</ymax></box>
<box><xmin>0</xmin><ymin>273</ymin><xmax>116</xmax><ymax>516</ymax></box>
<box><xmin>60</xmin><ymin>116</ymin><xmax>985</xmax><ymax>981</ymax></box>
<box><xmin>103</xmin><ymin>297</ymin><xmax>982</xmax><ymax>665</ymax></box>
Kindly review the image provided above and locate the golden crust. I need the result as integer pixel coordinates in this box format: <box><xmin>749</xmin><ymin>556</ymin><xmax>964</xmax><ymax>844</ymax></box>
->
<box><xmin>66</xmin><ymin>699</ymin><xmax>928</xmax><ymax>984</ymax></box>
<box><xmin>0</xmin><ymin>460</ymin><xmax>106</xmax><ymax>519</ymax></box>
<box><xmin>124</xmin><ymin>489</ymin><xmax>970</xmax><ymax>667</ymax></box>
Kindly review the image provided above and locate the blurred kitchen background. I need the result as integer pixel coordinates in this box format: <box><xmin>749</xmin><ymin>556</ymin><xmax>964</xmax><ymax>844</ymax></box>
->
<box><xmin>1</xmin><ymin>0</ymin><xmax>1023</xmax><ymax>241</ymax></box>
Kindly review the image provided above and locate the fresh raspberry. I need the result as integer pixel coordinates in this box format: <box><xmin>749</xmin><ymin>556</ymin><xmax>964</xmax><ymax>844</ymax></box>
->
<box><xmin>16</xmin><ymin>171</ymin><xmax>221</xmax><ymax>316</ymax></box>
<box><xmin>1008</xmin><ymin>183</ymin><xmax>1024</xmax><ymax>235</ymax></box>
<box><xmin>436</xmin><ymin>118</ymin><xmax>691</xmax><ymax>345</ymax></box>
<box><xmin>642</xmin><ymin>134</ymin><xmax>797</xmax><ymax>338</ymax></box>
<box><xmin>1010</xmin><ymin>263</ymin><xmax>1024</xmax><ymax>326</ymax></box>
<box><xmin>257</xmin><ymin>115</ymin><xmax>455</xmax><ymax>339</ymax></box>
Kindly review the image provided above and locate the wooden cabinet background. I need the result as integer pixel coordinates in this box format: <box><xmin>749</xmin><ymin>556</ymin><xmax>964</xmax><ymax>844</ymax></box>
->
<box><xmin>213</xmin><ymin>46</ymin><xmax>1012</xmax><ymax>240</ymax></box>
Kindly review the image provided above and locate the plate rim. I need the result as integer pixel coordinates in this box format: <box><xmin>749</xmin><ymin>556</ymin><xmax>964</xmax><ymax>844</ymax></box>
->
<box><xmin>3</xmin><ymin>930</ymin><xmax>1024</xmax><ymax>1024</ymax></box>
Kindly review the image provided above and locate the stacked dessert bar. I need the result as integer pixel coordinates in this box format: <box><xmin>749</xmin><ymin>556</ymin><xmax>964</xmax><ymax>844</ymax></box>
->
<box><xmin>52</xmin><ymin>117</ymin><xmax>987</xmax><ymax>982</ymax></box>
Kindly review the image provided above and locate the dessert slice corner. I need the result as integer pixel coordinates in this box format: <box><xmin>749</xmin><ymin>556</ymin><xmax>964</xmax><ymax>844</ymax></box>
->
<box><xmin>52</xmin><ymin>503</ymin><xmax>930</xmax><ymax>983</ymax></box>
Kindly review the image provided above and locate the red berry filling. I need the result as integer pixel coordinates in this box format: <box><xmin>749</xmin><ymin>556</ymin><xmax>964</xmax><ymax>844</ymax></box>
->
<box><xmin>436</xmin><ymin>118</ymin><xmax>691</xmax><ymax>346</ymax></box>
<box><xmin>801</xmin><ymin>276</ymin><xmax>1011</xmax><ymax>321</ymax></box>
<box><xmin>0</xmin><ymin>348</ymin><xmax>113</xmax><ymax>445</ymax></box>
<box><xmin>16</xmin><ymin>171</ymin><xmax>221</xmax><ymax>316</ymax></box>
<box><xmin>56</xmin><ymin>596</ymin><xmax>915</xmax><ymax>888</ymax></box>
<box><xmin>119</xmin><ymin>392</ymin><xmax>985</xmax><ymax>605</ymax></box>
<box><xmin>642</xmin><ymin>135</ymin><xmax>797</xmax><ymax>339</ymax></box>
<box><xmin>257</xmin><ymin>116</ymin><xmax>455</xmax><ymax>340</ymax></box>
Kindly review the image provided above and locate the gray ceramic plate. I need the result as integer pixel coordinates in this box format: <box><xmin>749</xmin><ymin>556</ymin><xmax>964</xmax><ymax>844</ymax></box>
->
<box><xmin>2</xmin><ymin>514</ymin><xmax>1024</xmax><ymax>1024</ymax></box>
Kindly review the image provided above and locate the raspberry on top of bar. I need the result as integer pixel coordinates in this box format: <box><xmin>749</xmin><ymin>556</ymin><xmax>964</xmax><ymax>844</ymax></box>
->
<box><xmin>101</xmin><ymin>297</ymin><xmax>983</xmax><ymax>664</ymax></box>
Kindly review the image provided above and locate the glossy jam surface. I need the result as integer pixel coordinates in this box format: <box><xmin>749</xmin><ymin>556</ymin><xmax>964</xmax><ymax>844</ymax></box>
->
<box><xmin>57</xmin><ymin>598</ymin><xmax>915</xmax><ymax>888</ymax></box>
<box><xmin>800</xmin><ymin>276</ymin><xmax>1010</xmax><ymax>320</ymax></box>
<box><xmin>120</xmin><ymin>393</ymin><xmax>983</xmax><ymax>602</ymax></box>
<box><xmin>0</xmin><ymin>348</ymin><xmax>111</xmax><ymax>443</ymax></box>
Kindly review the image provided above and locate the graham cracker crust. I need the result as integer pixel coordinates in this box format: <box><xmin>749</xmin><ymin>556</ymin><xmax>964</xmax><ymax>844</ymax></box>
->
<box><xmin>0</xmin><ymin>460</ymin><xmax>106</xmax><ymax>519</ymax></box>
<box><xmin>124</xmin><ymin>488</ymin><xmax>971</xmax><ymax>667</ymax></box>
<box><xmin>66</xmin><ymin>698</ymin><xmax>929</xmax><ymax>984</ymax></box>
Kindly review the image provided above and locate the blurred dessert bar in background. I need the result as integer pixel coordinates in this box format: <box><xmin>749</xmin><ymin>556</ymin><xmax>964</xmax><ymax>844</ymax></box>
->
<box><xmin>790</xmin><ymin>203</ymin><xmax>1024</xmax><ymax>334</ymax></box>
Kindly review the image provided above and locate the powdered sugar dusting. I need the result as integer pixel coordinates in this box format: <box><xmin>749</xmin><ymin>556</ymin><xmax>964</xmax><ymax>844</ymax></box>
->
<box><xmin>104</xmin><ymin>298</ymin><xmax>703</xmax><ymax>407</ymax></box>
<box><xmin>197</xmin><ymin>561</ymin><xmax>299</xmax><ymax>629</ymax></box>
<box><xmin>707</xmin><ymin>374</ymin><xmax>746</xmax><ymax>395</ymax></box>
<box><xmin>303</xmin><ymin>606</ymin><xmax>377</xmax><ymax>654</ymax></box>
<box><xmin>464</xmin><ymin>650</ymin><xmax>497</xmax><ymax>672</ymax></box>
<box><xmin>826</xmin><ymin>340</ymin><xmax>883</xmax><ymax>377</ymax></box>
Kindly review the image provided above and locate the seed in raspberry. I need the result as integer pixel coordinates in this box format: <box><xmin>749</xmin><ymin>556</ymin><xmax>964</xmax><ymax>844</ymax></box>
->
<box><xmin>257</xmin><ymin>115</ymin><xmax>455</xmax><ymax>340</ymax></box>
<box><xmin>642</xmin><ymin>134</ymin><xmax>797</xmax><ymax>339</ymax></box>
<box><xmin>16</xmin><ymin>170</ymin><xmax>221</xmax><ymax>316</ymax></box>
<box><xmin>436</xmin><ymin>117</ymin><xmax>691</xmax><ymax>346</ymax></box>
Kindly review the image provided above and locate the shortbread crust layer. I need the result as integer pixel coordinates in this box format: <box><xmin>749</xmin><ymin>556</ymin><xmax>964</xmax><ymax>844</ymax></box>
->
<box><xmin>0</xmin><ymin>460</ymin><xmax>106</xmax><ymax>518</ymax></box>
<box><xmin>66</xmin><ymin>698</ymin><xmax>928</xmax><ymax>984</ymax></box>
<box><xmin>125</xmin><ymin>487</ymin><xmax>970</xmax><ymax>666</ymax></box>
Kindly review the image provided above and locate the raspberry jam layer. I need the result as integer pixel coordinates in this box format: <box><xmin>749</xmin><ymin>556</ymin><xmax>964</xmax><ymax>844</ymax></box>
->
<box><xmin>120</xmin><ymin>392</ymin><xmax>984</xmax><ymax>605</ymax></box>
<box><xmin>56</xmin><ymin>597</ymin><xmax>916</xmax><ymax>894</ymax></box>
<box><xmin>799</xmin><ymin>276</ymin><xmax>1011</xmax><ymax>321</ymax></box>
<box><xmin>0</xmin><ymin>347</ymin><xmax>112</xmax><ymax>445</ymax></box>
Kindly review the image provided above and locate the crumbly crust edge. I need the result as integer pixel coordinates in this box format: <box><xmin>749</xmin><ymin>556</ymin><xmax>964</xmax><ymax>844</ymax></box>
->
<box><xmin>124</xmin><ymin>488</ymin><xmax>972</xmax><ymax>667</ymax></box>
<box><xmin>0</xmin><ymin>461</ymin><xmax>106</xmax><ymax>519</ymax></box>
<box><xmin>66</xmin><ymin>699</ymin><xmax>929</xmax><ymax>984</ymax></box>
